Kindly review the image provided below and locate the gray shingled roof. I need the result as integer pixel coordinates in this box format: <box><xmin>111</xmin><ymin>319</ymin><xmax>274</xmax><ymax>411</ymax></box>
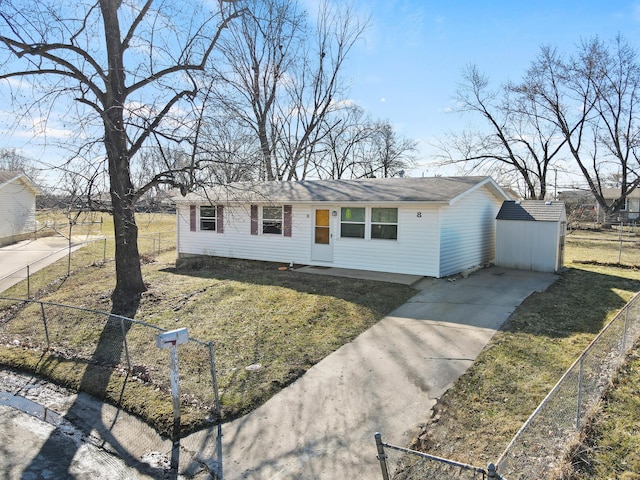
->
<box><xmin>497</xmin><ymin>200</ymin><xmax>565</xmax><ymax>222</ymax></box>
<box><xmin>601</xmin><ymin>187</ymin><xmax>640</xmax><ymax>200</ymax></box>
<box><xmin>176</xmin><ymin>176</ymin><xmax>508</xmax><ymax>204</ymax></box>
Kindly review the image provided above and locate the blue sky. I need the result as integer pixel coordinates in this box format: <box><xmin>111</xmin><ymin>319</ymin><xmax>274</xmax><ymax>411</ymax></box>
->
<box><xmin>3</xmin><ymin>1</ymin><xmax>640</xmax><ymax>182</ymax></box>
<box><xmin>341</xmin><ymin>0</ymin><xmax>640</xmax><ymax>177</ymax></box>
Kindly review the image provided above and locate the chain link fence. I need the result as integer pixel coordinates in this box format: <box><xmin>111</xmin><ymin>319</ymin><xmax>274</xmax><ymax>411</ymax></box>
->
<box><xmin>495</xmin><ymin>291</ymin><xmax>640</xmax><ymax>479</ymax></box>
<box><xmin>374</xmin><ymin>433</ymin><xmax>494</xmax><ymax>480</ymax></box>
<box><xmin>0</xmin><ymin>296</ymin><xmax>223</xmax><ymax>478</ymax></box>
<box><xmin>0</xmin><ymin>231</ymin><xmax>175</xmax><ymax>299</ymax></box>
<box><xmin>374</xmin><ymin>292</ymin><xmax>640</xmax><ymax>480</ymax></box>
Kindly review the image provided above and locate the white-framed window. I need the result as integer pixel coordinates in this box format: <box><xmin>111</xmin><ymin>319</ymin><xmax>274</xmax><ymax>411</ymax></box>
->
<box><xmin>340</xmin><ymin>207</ymin><xmax>366</xmax><ymax>238</ymax></box>
<box><xmin>339</xmin><ymin>207</ymin><xmax>399</xmax><ymax>240</ymax></box>
<box><xmin>262</xmin><ymin>206</ymin><xmax>283</xmax><ymax>235</ymax></box>
<box><xmin>371</xmin><ymin>208</ymin><xmax>398</xmax><ymax>240</ymax></box>
<box><xmin>200</xmin><ymin>205</ymin><xmax>217</xmax><ymax>231</ymax></box>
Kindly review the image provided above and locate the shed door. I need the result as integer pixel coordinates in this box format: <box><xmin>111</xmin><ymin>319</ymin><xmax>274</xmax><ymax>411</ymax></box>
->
<box><xmin>311</xmin><ymin>207</ymin><xmax>333</xmax><ymax>262</ymax></box>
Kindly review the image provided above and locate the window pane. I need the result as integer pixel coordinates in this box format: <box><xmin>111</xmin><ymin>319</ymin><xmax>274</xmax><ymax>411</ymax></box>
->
<box><xmin>341</xmin><ymin>223</ymin><xmax>365</xmax><ymax>238</ymax></box>
<box><xmin>315</xmin><ymin>227</ymin><xmax>330</xmax><ymax>244</ymax></box>
<box><xmin>263</xmin><ymin>206</ymin><xmax>282</xmax><ymax>220</ymax></box>
<box><xmin>371</xmin><ymin>224</ymin><xmax>397</xmax><ymax>239</ymax></box>
<box><xmin>371</xmin><ymin>208</ymin><xmax>397</xmax><ymax>223</ymax></box>
<box><xmin>200</xmin><ymin>206</ymin><xmax>217</xmax><ymax>218</ymax></box>
<box><xmin>200</xmin><ymin>220</ymin><xmax>217</xmax><ymax>231</ymax></box>
<box><xmin>341</xmin><ymin>207</ymin><xmax>365</xmax><ymax>222</ymax></box>
<box><xmin>263</xmin><ymin>221</ymin><xmax>282</xmax><ymax>234</ymax></box>
<box><xmin>315</xmin><ymin>209</ymin><xmax>330</xmax><ymax>227</ymax></box>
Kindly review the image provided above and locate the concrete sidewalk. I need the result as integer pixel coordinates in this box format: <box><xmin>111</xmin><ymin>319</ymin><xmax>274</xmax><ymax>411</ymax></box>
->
<box><xmin>0</xmin><ymin>235</ymin><xmax>94</xmax><ymax>294</ymax></box>
<box><xmin>221</xmin><ymin>267</ymin><xmax>558</xmax><ymax>479</ymax></box>
<box><xmin>0</xmin><ymin>263</ymin><xmax>557</xmax><ymax>479</ymax></box>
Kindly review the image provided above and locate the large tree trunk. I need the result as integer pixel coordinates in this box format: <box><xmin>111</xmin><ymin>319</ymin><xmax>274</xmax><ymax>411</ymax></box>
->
<box><xmin>109</xmin><ymin>157</ymin><xmax>146</xmax><ymax>314</ymax></box>
<box><xmin>101</xmin><ymin>0</ymin><xmax>146</xmax><ymax>313</ymax></box>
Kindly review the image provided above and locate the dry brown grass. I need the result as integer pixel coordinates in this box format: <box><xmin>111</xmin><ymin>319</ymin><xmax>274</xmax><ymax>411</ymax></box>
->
<box><xmin>395</xmin><ymin>226</ymin><xmax>640</xmax><ymax>478</ymax></box>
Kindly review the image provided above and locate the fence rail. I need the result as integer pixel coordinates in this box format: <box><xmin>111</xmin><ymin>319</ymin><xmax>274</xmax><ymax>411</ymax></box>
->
<box><xmin>375</xmin><ymin>291</ymin><xmax>640</xmax><ymax>480</ymax></box>
<box><xmin>0</xmin><ymin>231</ymin><xmax>175</xmax><ymax>299</ymax></box>
<box><xmin>374</xmin><ymin>433</ymin><xmax>496</xmax><ymax>480</ymax></box>
<box><xmin>0</xmin><ymin>295</ymin><xmax>222</xmax><ymax>478</ymax></box>
<box><xmin>495</xmin><ymin>290</ymin><xmax>640</xmax><ymax>479</ymax></box>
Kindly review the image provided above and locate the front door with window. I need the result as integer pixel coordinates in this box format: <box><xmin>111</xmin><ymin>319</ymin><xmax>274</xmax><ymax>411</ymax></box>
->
<box><xmin>311</xmin><ymin>207</ymin><xmax>333</xmax><ymax>262</ymax></box>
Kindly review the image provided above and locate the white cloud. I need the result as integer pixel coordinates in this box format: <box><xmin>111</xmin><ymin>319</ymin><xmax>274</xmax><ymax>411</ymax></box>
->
<box><xmin>379</xmin><ymin>97</ymin><xmax>386</xmax><ymax>103</ymax></box>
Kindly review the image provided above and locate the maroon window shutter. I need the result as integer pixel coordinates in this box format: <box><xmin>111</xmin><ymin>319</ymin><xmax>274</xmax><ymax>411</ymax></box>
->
<box><xmin>250</xmin><ymin>205</ymin><xmax>258</xmax><ymax>235</ymax></box>
<box><xmin>190</xmin><ymin>205</ymin><xmax>196</xmax><ymax>232</ymax></box>
<box><xmin>283</xmin><ymin>205</ymin><xmax>292</xmax><ymax>237</ymax></box>
<box><xmin>217</xmin><ymin>205</ymin><xmax>224</xmax><ymax>233</ymax></box>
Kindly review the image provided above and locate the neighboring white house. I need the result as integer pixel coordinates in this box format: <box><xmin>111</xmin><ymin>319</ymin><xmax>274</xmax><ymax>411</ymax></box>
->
<box><xmin>0</xmin><ymin>171</ymin><xmax>41</xmax><ymax>247</ymax></box>
<box><xmin>601</xmin><ymin>188</ymin><xmax>640</xmax><ymax>221</ymax></box>
<box><xmin>495</xmin><ymin>200</ymin><xmax>567</xmax><ymax>273</ymax></box>
<box><xmin>174</xmin><ymin>176</ymin><xmax>511</xmax><ymax>278</ymax></box>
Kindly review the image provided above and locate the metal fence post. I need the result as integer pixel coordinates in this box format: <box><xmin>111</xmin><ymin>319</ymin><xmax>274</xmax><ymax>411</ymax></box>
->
<box><xmin>487</xmin><ymin>463</ymin><xmax>501</xmax><ymax>479</ymax></box>
<box><xmin>207</xmin><ymin>342</ymin><xmax>222</xmax><ymax>420</ymax></box>
<box><xmin>208</xmin><ymin>341</ymin><xmax>223</xmax><ymax>480</ymax></box>
<box><xmin>622</xmin><ymin>305</ymin><xmax>630</xmax><ymax>354</ymax></box>
<box><xmin>40</xmin><ymin>302</ymin><xmax>50</xmax><ymax>348</ymax></box>
<box><xmin>576</xmin><ymin>356</ymin><xmax>585</xmax><ymax>430</ymax></box>
<box><xmin>374</xmin><ymin>433</ymin><xmax>390</xmax><ymax>480</ymax></box>
<box><xmin>119</xmin><ymin>317</ymin><xmax>131</xmax><ymax>370</ymax></box>
<box><xmin>26</xmin><ymin>265</ymin><xmax>30</xmax><ymax>299</ymax></box>
<box><xmin>103</xmin><ymin>238</ymin><xmax>107</xmax><ymax>263</ymax></box>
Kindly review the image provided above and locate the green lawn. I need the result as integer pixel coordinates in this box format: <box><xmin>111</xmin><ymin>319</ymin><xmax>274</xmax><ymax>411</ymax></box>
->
<box><xmin>1</xmin><ymin>215</ymin><xmax>638</xmax><ymax>472</ymax></box>
<box><xmin>0</xmin><ymin>214</ymin><xmax>415</xmax><ymax>436</ymax></box>
<box><xmin>394</xmin><ymin>226</ymin><xmax>640</xmax><ymax>479</ymax></box>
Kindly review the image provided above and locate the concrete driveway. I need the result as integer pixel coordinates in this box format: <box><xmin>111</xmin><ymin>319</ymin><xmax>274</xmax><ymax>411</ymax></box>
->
<box><xmin>221</xmin><ymin>267</ymin><xmax>557</xmax><ymax>479</ymax></box>
<box><xmin>0</xmin><ymin>263</ymin><xmax>557</xmax><ymax>479</ymax></box>
<box><xmin>0</xmin><ymin>235</ymin><xmax>89</xmax><ymax>294</ymax></box>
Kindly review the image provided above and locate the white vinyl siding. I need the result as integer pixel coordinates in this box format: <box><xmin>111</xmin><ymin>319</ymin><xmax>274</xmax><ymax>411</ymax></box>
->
<box><xmin>177</xmin><ymin>203</ymin><xmax>441</xmax><ymax>277</ymax></box>
<box><xmin>176</xmin><ymin>182</ymin><xmax>505</xmax><ymax>278</ymax></box>
<box><xmin>177</xmin><ymin>204</ymin><xmax>309</xmax><ymax>264</ymax></box>
<box><xmin>439</xmin><ymin>187</ymin><xmax>502</xmax><ymax>277</ymax></box>
<box><xmin>332</xmin><ymin>205</ymin><xmax>440</xmax><ymax>277</ymax></box>
<box><xmin>0</xmin><ymin>179</ymin><xmax>37</xmax><ymax>241</ymax></box>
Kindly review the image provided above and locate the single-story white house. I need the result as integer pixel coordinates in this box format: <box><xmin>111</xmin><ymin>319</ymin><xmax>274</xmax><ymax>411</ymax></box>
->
<box><xmin>174</xmin><ymin>176</ymin><xmax>511</xmax><ymax>278</ymax></box>
<box><xmin>601</xmin><ymin>187</ymin><xmax>640</xmax><ymax>221</ymax></box>
<box><xmin>0</xmin><ymin>170</ymin><xmax>41</xmax><ymax>247</ymax></box>
<box><xmin>495</xmin><ymin>200</ymin><xmax>567</xmax><ymax>273</ymax></box>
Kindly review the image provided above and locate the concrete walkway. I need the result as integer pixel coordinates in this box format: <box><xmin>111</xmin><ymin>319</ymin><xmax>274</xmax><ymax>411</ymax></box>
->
<box><xmin>0</xmin><ymin>235</ymin><xmax>89</xmax><ymax>294</ymax></box>
<box><xmin>0</xmin><ymin>258</ymin><xmax>557</xmax><ymax>479</ymax></box>
<box><xmin>221</xmin><ymin>267</ymin><xmax>558</xmax><ymax>479</ymax></box>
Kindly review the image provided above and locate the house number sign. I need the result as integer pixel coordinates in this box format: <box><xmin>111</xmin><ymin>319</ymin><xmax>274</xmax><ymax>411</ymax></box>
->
<box><xmin>417</xmin><ymin>212</ymin><xmax>422</xmax><ymax>218</ymax></box>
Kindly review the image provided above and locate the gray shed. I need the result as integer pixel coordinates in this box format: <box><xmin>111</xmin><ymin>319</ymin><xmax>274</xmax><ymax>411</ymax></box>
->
<box><xmin>495</xmin><ymin>200</ymin><xmax>567</xmax><ymax>273</ymax></box>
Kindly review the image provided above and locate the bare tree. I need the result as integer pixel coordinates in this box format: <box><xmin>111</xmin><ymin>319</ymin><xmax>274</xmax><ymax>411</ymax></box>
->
<box><xmin>435</xmin><ymin>64</ymin><xmax>565</xmax><ymax>199</ymax></box>
<box><xmin>515</xmin><ymin>36</ymin><xmax>640</xmax><ymax>214</ymax></box>
<box><xmin>0</xmin><ymin>148</ymin><xmax>43</xmax><ymax>184</ymax></box>
<box><xmin>360</xmin><ymin>120</ymin><xmax>417</xmax><ymax>178</ymax></box>
<box><xmin>0</xmin><ymin>0</ymin><xmax>243</xmax><ymax>312</ymax></box>
<box><xmin>213</xmin><ymin>0</ymin><xmax>366</xmax><ymax>181</ymax></box>
<box><xmin>312</xmin><ymin>104</ymin><xmax>375</xmax><ymax>179</ymax></box>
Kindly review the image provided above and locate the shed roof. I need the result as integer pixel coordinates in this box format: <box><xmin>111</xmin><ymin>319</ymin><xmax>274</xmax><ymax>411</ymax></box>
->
<box><xmin>175</xmin><ymin>176</ymin><xmax>510</xmax><ymax>205</ymax></box>
<box><xmin>0</xmin><ymin>170</ymin><xmax>41</xmax><ymax>195</ymax></box>
<box><xmin>497</xmin><ymin>200</ymin><xmax>565</xmax><ymax>222</ymax></box>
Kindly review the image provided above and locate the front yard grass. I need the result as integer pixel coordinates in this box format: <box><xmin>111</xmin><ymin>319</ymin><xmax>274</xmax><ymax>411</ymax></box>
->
<box><xmin>394</xmin><ymin>226</ymin><xmax>640</xmax><ymax>479</ymax></box>
<box><xmin>1</xmin><ymin>217</ymin><xmax>638</xmax><ymax>472</ymax></box>
<box><xmin>0</xmin><ymin>243</ymin><xmax>415</xmax><ymax>437</ymax></box>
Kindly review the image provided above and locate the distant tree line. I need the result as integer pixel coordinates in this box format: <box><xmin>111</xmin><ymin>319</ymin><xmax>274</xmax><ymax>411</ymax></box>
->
<box><xmin>0</xmin><ymin>0</ymin><xmax>417</xmax><ymax>311</ymax></box>
<box><xmin>436</xmin><ymin>35</ymin><xmax>640</xmax><ymax>218</ymax></box>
